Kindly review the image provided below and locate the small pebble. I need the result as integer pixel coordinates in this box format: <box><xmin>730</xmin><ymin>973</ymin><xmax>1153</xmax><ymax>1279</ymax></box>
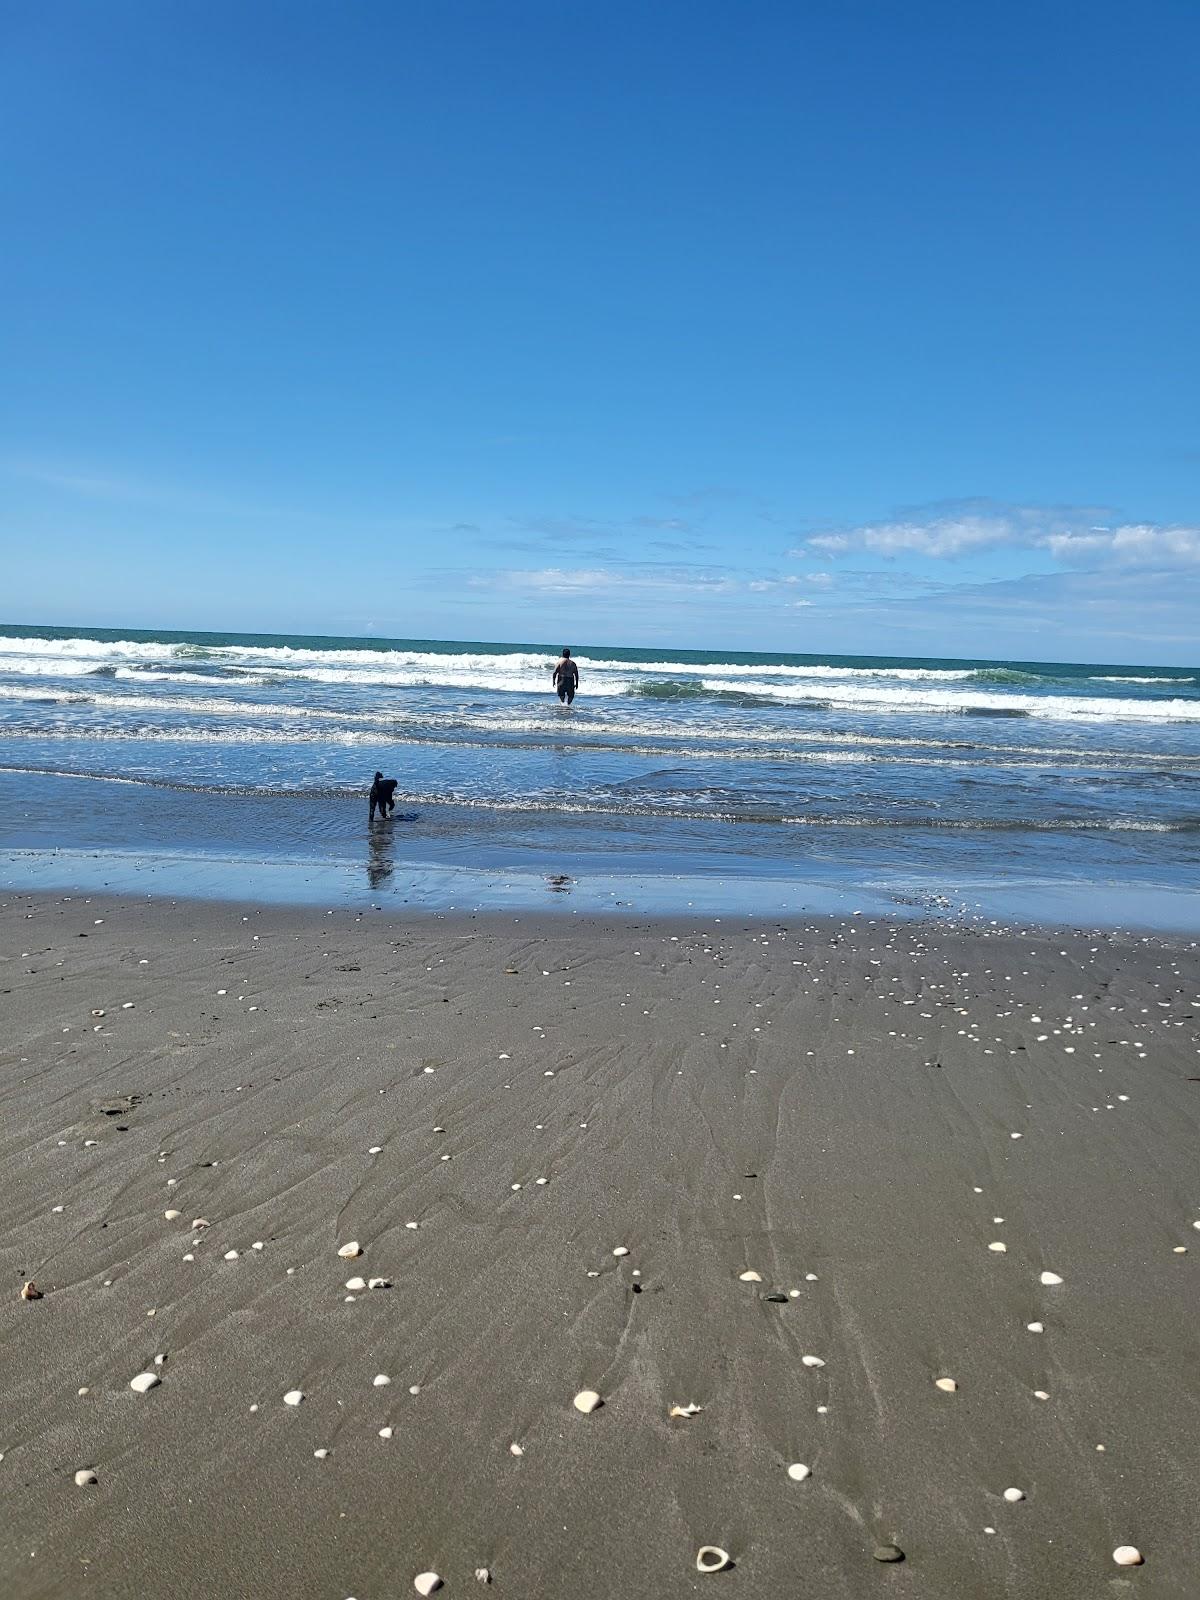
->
<box><xmin>414</xmin><ymin>1576</ymin><xmax>442</xmax><ymax>1597</ymax></box>
<box><xmin>345</xmin><ymin>1277</ymin><xmax>367</xmax><ymax>1291</ymax></box>
<box><xmin>373</xmin><ymin>1374</ymin><xmax>391</xmax><ymax>1387</ymax></box>
<box><xmin>1003</xmin><ymin>1487</ymin><xmax>1025</xmax><ymax>1503</ymax></box>
<box><xmin>1113</xmin><ymin>1546</ymin><xmax>1143</xmax><ymax>1566</ymax></box>
<box><xmin>786</xmin><ymin>1462</ymin><xmax>811</xmax><ymax>1481</ymax></box>
<box><xmin>573</xmin><ymin>1389</ymin><xmax>602</xmax><ymax>1413</ymax></box>
<box><xmin>934</xmin><ymin>1377</ymin><xmax>958</xmax><ymax>1393</ymax></box>
<box><xmin>129</xmin><ymin>1372</ymin><xmax>160</xmax><ymax>1394</ymax></box>
<box><xmin>379</xmin><ymin>1426</ymin><xmax>393</xmax><ymax>1439</ymax></box>
<box><xmin>873</xmin><ymin>1544</ymin><xmax>904</xmax><ymax>1563</ymax></box>
<box><xmin>283</xmin><ymin>1390</ymin><xmax>304</xmax><ymax>1406</ymax></box>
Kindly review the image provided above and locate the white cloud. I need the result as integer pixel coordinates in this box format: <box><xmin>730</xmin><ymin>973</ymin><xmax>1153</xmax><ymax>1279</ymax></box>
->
<box><xmin>795</xmin><ymin>501</ymin><xmax>1200</xmax><ymax>569</ymax></box>
<box><xmin>1046</xmin><ymin>524</ymin><xmax>1200</xmax><ymax>566</ymax></box>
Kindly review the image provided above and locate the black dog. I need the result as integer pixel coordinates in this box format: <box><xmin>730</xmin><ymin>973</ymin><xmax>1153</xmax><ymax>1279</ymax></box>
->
<box><xmin>369</xmin><ymin>770</ymin><xmax>398</xmax><ymax>821</ymax></box>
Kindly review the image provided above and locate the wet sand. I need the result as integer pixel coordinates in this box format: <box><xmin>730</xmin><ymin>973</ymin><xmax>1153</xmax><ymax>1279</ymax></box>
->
<box><xmin>2</xmin><ymin>893</ymin><xmax>1198</xmax><ymax>1598</ymax></box>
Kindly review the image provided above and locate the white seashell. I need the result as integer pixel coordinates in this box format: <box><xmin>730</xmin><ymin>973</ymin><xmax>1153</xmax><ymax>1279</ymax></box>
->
<box><xmin>669</xmin><ymin>1402</ymin><xmax>702</xmax><ymax>1418</ymax></box>
<box><xmin>414</xmin><ymin>1574</ymin><xmax>442</xmax><ymax>1595</ymax></box>
<box><xmin>612</xmin><ymin>1246</ymin><xmax>629</xmax><ymax>1257</ymax></box>
<box><xmin>74</xmin><ymin>1467</ymin><xmax>98</xmax><ymax>1486</ymax></box>
<box><xmin>1033</xmin><ymin>1390</ymin><xmax>1049</xmax><ymax>1400</ymax></box>
<box><xmin>129</xmin><ymin>1372</ymin><xmax>160</xmax><ymax>1393</ymax></box>
<box><xmin>373</xmin><ymin>1373</ymin><xmax>391</xmax><ymax>1387</ymax></box>
<box><xmin>164</xmin><ymin>1209</ymin><xmax>181</xmax><ymax>1220</ymax></box>
<box><xmin>379</xmin><ymin>1426</ymin><xmax>393</xmax><ymax>1439</ymax></box>
<box><xmin>696</xmin><ymin>1546</ymin><xmax>731</xmax><ymax>1573</ymax></box>
<box><xmin>1113</xmin><ymin>1546</ymin><xmax>1143</xmax><ymax>1566</ymax></box>
<box><xmin>935</xmin><ymin>1377</ymin><xmax>958</xmax><ymax>1392</ymax></box>
<box><xmin>1003</xmin><ymin>1487</ymin><xmax>1025</xmax><ymax>1503</ymax></box>
<box><xmin>252</xmin><ymin>1241</ymin><xmax>264</xmax><ymax>1251</ymax></box>
<box><xmin>224</xmin><ymin>1249</ymin><xmax>239</xmax><ymax>1261</ymax></box>
<box><xmin>283</xmin><ymin>1389</ymin><xmax>304</xmax><ymax>1406</ymax></box>
<box><xmin>786</xmin><ymin>1462</ymin><xmax>811</xmax><ymax>1481</ymax></box>
<box><xmin>1027</xmin><ymin>1321</ymin><xmax>1044</xmax><ymax>1333</ymax></box>
<box><xmin>988</xmin><ymin>1241</ymin><xmax>1007</xmax><ymax>1253</ymax></box>
<box><xmin>509</xmin><ymin>1442</ymin><xmax>524</xmax><ymax>1456</ymax></box>
<box><xmin>738</xmin><ymin>1270</ymin><xmax>762</xmax><ymax>1282</ymax></box>
<box><xmin>801</xmin><ymin>1355</ymin><xmax>825</xmax><ymax>1368</ymax></box>
<box><xmin>1040</xmin><ymin>1271</ymin><xmax>1063</xmax><ymax>1285</ymax></box>
<box><xmin>475</xmin><ymin>1568</ymin><xmax>491</xmax><ymax>1583</ymax></box>
<box><xmin>345</xmin><ymin>1277</ymin><xmax>367</xmax><ymax>1291</ymax></box>
<box><xmin>191</xmin><ymin>1218</ymin><xmax>210</xmax><ymax>1229</ymax></box>
<box><xmin>368</xmin><ymin>1277</ymin><xmax>391</xmax><ymax>1290</ymax></box>
<box><xmin>573</xmin><ymin>1389</ymin><xmax>602</xmax><ymax>1413</ymax></box>
<box><xmin>1193</xmin><ymin>1219</ymin><xmax>1200</xmax><ymax>1232</ymax></box>
<box><xmin>338</xmin><ymin>1242</ymin><xmax>362</xmax><ymax>1258</ymax></box>
<box><xmin>314</xmin><ymin>1448</ymin><xmax>329</xmax><ymax>1459</ymax></box>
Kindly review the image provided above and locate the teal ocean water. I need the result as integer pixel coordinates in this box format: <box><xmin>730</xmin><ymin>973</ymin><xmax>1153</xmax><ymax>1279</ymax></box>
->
<box><xmin>2</xmin><ymin>624</ymin><xmax>1199</xmax><ymax>919</ymax></box>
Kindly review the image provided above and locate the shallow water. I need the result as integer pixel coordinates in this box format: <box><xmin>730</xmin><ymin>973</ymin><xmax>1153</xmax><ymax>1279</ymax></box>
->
<box><xmin>2</xmin><ymin>625</ymin><xmax>1198</xmax><ymax>922</ymax></box>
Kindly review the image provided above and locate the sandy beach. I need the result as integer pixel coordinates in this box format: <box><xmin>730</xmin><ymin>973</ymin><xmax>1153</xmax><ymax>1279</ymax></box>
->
<box><xmin>2</xmin><ymin>892</ymin><xmax>1198</xmax><ymax>1598</ymax></box>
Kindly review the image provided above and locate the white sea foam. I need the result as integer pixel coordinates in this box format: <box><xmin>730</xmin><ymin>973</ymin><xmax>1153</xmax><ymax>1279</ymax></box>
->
<box><xmin>699</xmin><ymin>677</ymin><xmax>1200</xmax><ymax>723</ymax></box>
<box><xmin>2</xmin><ymin>634</ymin><xmax>1198</xmax><ymax>723</ymax></box>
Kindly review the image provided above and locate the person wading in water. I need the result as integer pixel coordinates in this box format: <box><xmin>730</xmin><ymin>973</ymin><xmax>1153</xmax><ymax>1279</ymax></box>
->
<box><xmin>552</xmin><ymin>647</ymin><xmax>579</xmax><ymax>705</ymax></box>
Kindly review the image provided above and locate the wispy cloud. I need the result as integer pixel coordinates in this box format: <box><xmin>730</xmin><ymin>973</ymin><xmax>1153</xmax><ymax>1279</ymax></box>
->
<box><xmin>468</xmin><ymin>565</ymin><xmax>740</xmax><ymax>598</ymax></box>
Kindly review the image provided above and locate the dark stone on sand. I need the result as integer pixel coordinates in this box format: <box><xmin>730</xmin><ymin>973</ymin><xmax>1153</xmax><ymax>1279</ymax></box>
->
<box><xmin>873</xmin><ymin>1544</ymin><xmax>905</xmax><ymax>1563</ymax></box>
<box><xmin>95</xmin><ymin>1094</ymin><xmax>142</xmax><ymax>1117</ymax></box>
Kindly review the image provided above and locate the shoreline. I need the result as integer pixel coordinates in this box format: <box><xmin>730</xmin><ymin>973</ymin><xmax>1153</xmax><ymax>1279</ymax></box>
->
<box><xmin>2</xmin><ymin>892</ymin><xmax>1199</xmax><ymax>1596</ymax></box>
<box><xmin>4</xmin><ymin>843</ymin><xmax>1200</xmax><ymax>934</ymax></box>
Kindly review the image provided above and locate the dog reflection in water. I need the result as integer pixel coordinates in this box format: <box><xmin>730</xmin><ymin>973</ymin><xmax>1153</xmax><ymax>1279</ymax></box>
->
<box><xmin>367</xmin><ymin>824</ymin><xmax>396</xmax><ymax>890</ymax></box>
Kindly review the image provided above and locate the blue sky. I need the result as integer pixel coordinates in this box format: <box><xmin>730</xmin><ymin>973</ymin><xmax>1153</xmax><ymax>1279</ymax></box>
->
<box><xmin>2</xmin><ymin>0</ymin><xmax>1198</xmax><ymax>663</ymax></box>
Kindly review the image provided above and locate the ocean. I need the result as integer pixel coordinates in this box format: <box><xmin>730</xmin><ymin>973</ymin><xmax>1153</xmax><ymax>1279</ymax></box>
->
<box><xmin>2</xmin><ymin>624</ymin><xmax>1199</xmax><ymax>923</ymax></box>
